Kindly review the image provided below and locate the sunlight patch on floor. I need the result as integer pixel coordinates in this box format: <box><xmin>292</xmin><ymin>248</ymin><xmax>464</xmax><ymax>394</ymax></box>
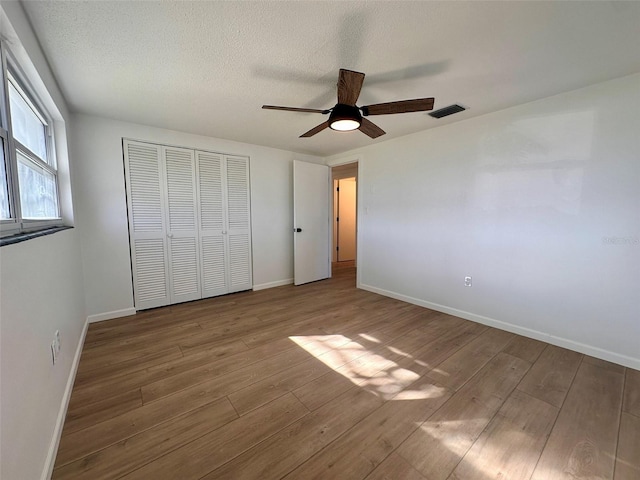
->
<box><xmin>288</xmin><ymin>334</ymin><xmax>352</xmax><ymax>352</ymax></box>
<box><xmin>387</xmin><ymin>345</ymin><xmax>411</xmax><ymax>357</ymax></box>
<box><xmin>288</xmin><ymin>336</ymin><xmax>538</xmax><ymax>478</ymax></box>
<box><xmin>289</xmin><ymin>335</ymin><xmax>446</xmax><ymax>401</ymax></box>
<box><xmin>358</xmin><ymin>333</ymin><xmax>380</xmax><ymax>343</ymax></box>
<box><xmin>418</xmin><ymin>419</ymin><xmax>489</xmax><ymax>457</ymax></box>
<box><xmin>395</xmin><ymin>383</ymin><xmax>446</xmax><ymax>401</ymax></box>
<box><xmin>447</xmin><ymin>425</ymin><xmax>539</xmax><ymax>479</ymax></box>
<box><xmin>429</xmin><ymin>367</ymin><xmax>450</xmax><ymax>377</ymax></box>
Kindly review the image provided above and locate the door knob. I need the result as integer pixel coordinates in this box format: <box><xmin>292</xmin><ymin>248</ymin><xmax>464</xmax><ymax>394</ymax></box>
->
<box><xmin>295</xmin><ymin>228</ymin><xmax>302</xmax><ymax>233</ymax></box>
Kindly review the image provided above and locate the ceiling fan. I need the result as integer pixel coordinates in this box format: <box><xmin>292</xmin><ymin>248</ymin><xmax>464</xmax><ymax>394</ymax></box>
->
<box><xmin>262</xmin><ymin>69</ymin><xmax>435</xmax><ymax>139</ymax></box>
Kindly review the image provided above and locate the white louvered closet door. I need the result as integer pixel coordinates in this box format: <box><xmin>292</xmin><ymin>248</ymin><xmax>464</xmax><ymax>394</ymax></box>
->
<box><xmin>164</xmin><ymin>146</ymin><xmax>202</xmax><ymax>304</ymax></box>
<box><xmin>196</xmin><ymin>151</ymin><xmax>228</xmax><ymax>298</ymax></box>
<box><xmin>124</xmin><ymin>140</ymin><xmax>170</xmax><ymax>310</ymax></box>
<box><xmin>225</xmin><ymin>155</ymin><xmax>253</xmax><ymax>293</ymax></box>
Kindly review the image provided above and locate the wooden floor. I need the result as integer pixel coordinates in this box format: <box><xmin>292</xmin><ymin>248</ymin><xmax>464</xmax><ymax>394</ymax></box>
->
<box><xmin>54</xmin><ymin>266</ymin><xmax>640</xmax><ymax>480</ymax></box>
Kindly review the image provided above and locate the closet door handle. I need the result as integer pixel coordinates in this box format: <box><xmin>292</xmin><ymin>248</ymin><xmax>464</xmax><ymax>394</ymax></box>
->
<box><xmin>167</xmin><ymin>233</ymin><xmax>174</xmax><ymax>238</ymax></box>
<box><xmin>222</xmin><ymin>231</ymin><xmax>227</xmax><ymax>235</ymax></box>
<box><xmin>295</xmin><ymin>228</ymin><xmax>302</xmax><ymax>233</ymax></box>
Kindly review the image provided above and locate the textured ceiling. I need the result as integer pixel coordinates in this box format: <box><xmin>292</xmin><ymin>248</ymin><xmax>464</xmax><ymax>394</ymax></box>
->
<box><xmin>19</xmin><ymin>1</ymin><xmax>640</xmax><ymax>157</ymax></box>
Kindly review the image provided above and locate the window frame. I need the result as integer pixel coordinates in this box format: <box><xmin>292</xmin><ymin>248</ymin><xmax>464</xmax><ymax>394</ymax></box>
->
<box><xmin>0</xmin><ymin>41</ymin><xmax>62</xmax><ymax>237</ymax></box>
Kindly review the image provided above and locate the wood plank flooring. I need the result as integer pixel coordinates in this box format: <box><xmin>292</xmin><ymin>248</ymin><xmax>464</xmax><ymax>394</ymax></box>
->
<box><xmin>54</xmin><ymin>266</ymin><xmax>640</xmax><ymax>480</ymax></box>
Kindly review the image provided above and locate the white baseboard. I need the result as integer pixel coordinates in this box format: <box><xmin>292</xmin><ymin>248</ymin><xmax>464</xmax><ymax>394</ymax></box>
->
<box><xmin>41</xmin><ymin>317</ymin><xmax>89</xmax><ymax>480</ymax></box>
<box><xmin>87</xmin><ymin>307</ymin><xmax>137</xmax><ymax>323</ymax></box>
<box><xmin>358</xmin><ymin>282</ymin><xmax>640</xmax><ymax>371</ymax></box>
<box><xmin>253</xmin><ymin>278</ymin><xmax>293</xmax><ymax>291</ymax></box>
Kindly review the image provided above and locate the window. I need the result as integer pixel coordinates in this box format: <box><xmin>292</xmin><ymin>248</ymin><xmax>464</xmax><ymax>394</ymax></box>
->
<box><xmin>1</xmin><ymin>41</ymin><xmax>61</xmax><ymax>236</ymax></box>
<box><xmin>0</xmin><ymin>133</ymin><xmax>10</xmax><ymax>219</ymax></box>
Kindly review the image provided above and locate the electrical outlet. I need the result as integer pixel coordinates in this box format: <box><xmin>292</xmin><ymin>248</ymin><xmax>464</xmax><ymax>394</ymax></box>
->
<box><xmin>464</xmin><ymin>276</ymin><xmax>472</xmax><ymax>287</ymax></box>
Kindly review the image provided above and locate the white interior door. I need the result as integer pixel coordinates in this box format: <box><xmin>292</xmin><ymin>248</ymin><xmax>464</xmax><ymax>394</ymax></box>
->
<box><xmin>337</xmin><ymin>177</ymin><xmax>357</xmax><ymax>261</ymax></box>
<box><xmin>293</xmin><ymin>160</ymin><xmax>330</xmax><ymax>285</ymax></box>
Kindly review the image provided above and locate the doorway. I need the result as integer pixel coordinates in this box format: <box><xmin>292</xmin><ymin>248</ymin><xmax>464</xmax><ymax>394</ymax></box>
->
<box><xmin>331</xmin><ymin>162</ymin><xmax>358</xmax><ymax>272</ymax></box>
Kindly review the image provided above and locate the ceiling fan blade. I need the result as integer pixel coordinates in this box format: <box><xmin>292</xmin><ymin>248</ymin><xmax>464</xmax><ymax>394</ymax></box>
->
<box><xmin>361</xmin><ymin>98</ymin><xmax>435</xmax><ymax>116</ymax></box>
<box><xmin>263</xmin><ymin>105</ymin><xmax>329</xmax><ymax>114</ymax></box>
<box><xmin>337</xmin><ymin>69</ymin><xmax>365</xmax><ymax>106</ymax></box>
<box><xmin>300</xmin><ymin>121</ymin><xmax>330</xmax><ymax>138</ymax></box>
<box><xmin>359</xmin><ymin>118</ymin><xmax>385</xmax><ymax>138</ymax></box>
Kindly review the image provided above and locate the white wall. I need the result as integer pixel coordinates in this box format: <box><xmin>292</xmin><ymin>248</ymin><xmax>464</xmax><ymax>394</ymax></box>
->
<box><xmin>328</xmin><ymin>73</ymin><xmax>640</xmax><ymax>369</ymax></box>
<box><xmin>70</xmin><ymin>114</ymin><xmax>322</xmax><ymax>318</ymax></box>
<box><xmin>0</xmin><ymin>3</ymin><xmax>87</xmax><ymax>479</ymax></box>
<box><xmin>0</xmin><ymin>231</ymin><xmax>87</xmax><ymax>480</ymax></box>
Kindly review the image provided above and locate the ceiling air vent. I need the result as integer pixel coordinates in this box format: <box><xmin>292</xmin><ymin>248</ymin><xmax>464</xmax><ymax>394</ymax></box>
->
<box><xmin>429</xmin><ymin>104</ymin><xmax>466</xmax><ymax>119</ymax></box>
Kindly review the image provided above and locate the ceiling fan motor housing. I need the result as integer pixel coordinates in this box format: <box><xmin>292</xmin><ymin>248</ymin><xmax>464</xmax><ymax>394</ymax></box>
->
<box><xmin>329</xmin><ymin>104</ymin><xmax>362</xmax><ymax>131</ymax></box>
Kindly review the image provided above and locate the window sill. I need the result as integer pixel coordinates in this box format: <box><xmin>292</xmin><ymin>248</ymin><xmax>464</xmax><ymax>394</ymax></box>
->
<box><xmin>0</xmin><ymin>225</ymin><xmax>73</xmax><ymax>247</ymax></box>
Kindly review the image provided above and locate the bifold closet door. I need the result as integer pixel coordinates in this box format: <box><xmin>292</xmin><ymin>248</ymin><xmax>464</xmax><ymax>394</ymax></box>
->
<box><xmin>126</xmin><ymin>140</ymin><xmax>252</xmax><ymax>309</ymax></box>
<box><xmin>196</xmin><ymin>153</ymin><xmax>252</xmax><ymax>296</ymax></box>
<box><xmin>196</xmin><ymin>151</ymin><xmax>228</xmax><ymax>298</ymax></box>
<box><xmin>225</xmin><ymin>156</ymin><xmax>253</xmax><ymax>293</ymax></box>
<box><xmin>124</xmin><ymin>140</ymin><xmax>170</xmax><ymax>310</ymax></box>
<box><xmin>164</xmin><ymin>146</ymin><xmax>202</xmax><ymax>304</ymax></box>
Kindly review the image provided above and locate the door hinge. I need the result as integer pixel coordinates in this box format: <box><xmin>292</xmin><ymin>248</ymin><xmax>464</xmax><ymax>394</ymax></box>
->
<box><xmin>337</xmin><ymin>187</ymin><xmax>339</xmax><ymax>192</ymax></box>
<box><xmin>336</xmin><ymin>217</ymin><xmax>339</xmax><ymax>222</ymax></box>
<box><xmin>336</xmin><ymin>246</ymin><xmax>339</xmax><ymax>251</ymax></box>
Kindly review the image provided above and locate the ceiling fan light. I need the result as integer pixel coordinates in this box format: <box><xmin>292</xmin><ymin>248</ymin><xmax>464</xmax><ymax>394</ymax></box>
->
<box><xmin>329</xmin><ymin>104</ymin><xmax>362</xmax><ymax>132</ymax></box>
<box><xmin>330</xmin><ymin>119</ymin><xmax>360</xmax><ymax>131</ymax></box>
